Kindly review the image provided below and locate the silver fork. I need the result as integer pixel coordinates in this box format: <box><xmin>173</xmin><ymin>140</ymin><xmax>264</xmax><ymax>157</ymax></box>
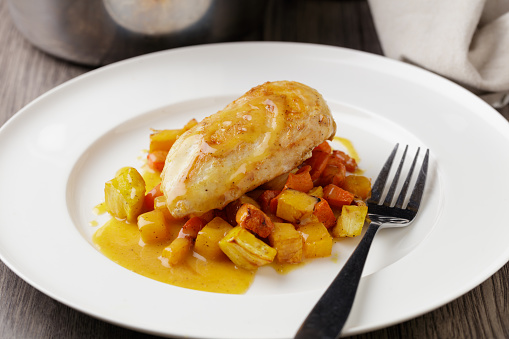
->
<box><xmin>295</xmin><ymin>144</ymin><xmax>430</xmax><ymax>339</ymax></box>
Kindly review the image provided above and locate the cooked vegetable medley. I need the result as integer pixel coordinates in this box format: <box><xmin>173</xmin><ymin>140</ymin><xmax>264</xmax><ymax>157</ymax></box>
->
<box><xmin>94</xmin><ymin>81</ymin><xmax>371</xmax><ymax>293</ymax></box>
<box><xmin>99</xmin><ymin>118</ymin><xmax>371</xmax><ymax>276</ymax></box>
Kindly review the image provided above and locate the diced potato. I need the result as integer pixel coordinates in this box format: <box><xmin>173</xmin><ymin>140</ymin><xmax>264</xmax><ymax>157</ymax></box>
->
<box><xmin>154</xmin><ymin>195</ymin><xmax>172</xmax><ymax>219</ymax></box>
<box><xmin>137</xmin><ymin>209</ymin><xmax>170</xmax><ymax>244</ymax></box>
<box><xmin>332</xmin><ymin>205</ymin><xmax>368</xmax><ymax>238</ymax></box>
<box><xmin>341</xmin><ymin>175</ymin><xmax>371</xmax><ymax>200</ymax></box>
<box><xmin>104</xmin><ymin>167</ymin><xmax>146</xmax><ymax>223</ymax></box>
<box><xmin>153</xmin><ymin>195</ymin><xmax>187</xmax><ymax>236</ymax></box>
<box><xmin>195</xmin><ymin>217</ymin><xmax>233</xmax><ymax>260</ymax></box>
<box><xmin>298</xmin><ymin>222</ymin><xmax>333</xmax><ymax>258</ymax></box>
<box><xmin>276</xmin><ymin>189</ymin><xmax>319</xmax><ymax>223</ymax></box>
<box><xmin>161</xmin><ymin>237</ymin><xmax>192</xmax><ymax>266</ymax></box>
<box><xmin>269</xmin><ymin>222</ymin><xmax>303</xmax><ymax>264</ymax></box>
<box><xmin>219</xmin><ymin>226</ymin><xmax>277</xmax><ymax>270</ymax></box>
<box><xmin>149</xmin><ymin>129</ymin><xmax>181</xmax><ymax>153</ymax></box>
<box><xmin>308</xmin><ymin>186</ymin><xmax>324</xmax><ymax>198</ymax></box>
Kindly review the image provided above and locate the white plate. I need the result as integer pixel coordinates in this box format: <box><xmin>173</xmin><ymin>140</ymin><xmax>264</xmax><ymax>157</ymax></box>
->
<box><xmin>1</xmin><ymin>42</ymin><xmax>508</xmax><ymax>338</ymax></box>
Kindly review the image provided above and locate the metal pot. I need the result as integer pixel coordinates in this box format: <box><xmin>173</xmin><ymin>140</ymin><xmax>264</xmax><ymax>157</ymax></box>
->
<box><xmin>8</xmin><ymin>0</ymin><xmax>268</xmax><ymax>66</ymax></box>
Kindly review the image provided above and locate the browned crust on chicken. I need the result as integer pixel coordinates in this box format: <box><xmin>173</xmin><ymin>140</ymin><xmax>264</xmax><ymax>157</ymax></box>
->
<box><xmin>161</xmin><ymin>81</ymin><xmax>336</xmax><ymax>218</ymax></box>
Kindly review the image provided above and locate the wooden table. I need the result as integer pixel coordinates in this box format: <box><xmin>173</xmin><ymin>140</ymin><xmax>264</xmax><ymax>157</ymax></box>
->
<box><xmin>1</xmin><ymin>0</ymin><xmax>508</xmax><ymax>338</ymax></box>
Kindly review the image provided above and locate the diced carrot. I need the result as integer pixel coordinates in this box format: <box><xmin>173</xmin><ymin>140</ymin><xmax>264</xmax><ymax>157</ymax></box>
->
<box><xmin>144</xmin><ymin>183</ymin><xmax>163</xmax><ymax>212</ymax></box>
<box><xmin>332</xmin><ymin>163</ymin><xmax>347</xmax><ymax>186</ymax></box>
<box><xmin>177</xmin><ymin>216</ymin><xmax>206</xmax><ymax>239</ymax></box>
<box><xmin>313</xmin><ymin>199</ymin><xmax>336</xmax><ymax>229</ymax></box>
<box><xmin>323</xmin><ymin>184</ymin><xmax>354</xmax><ymax>207</ymax></box>
<box><xmin>285</xmin><ymin>168</ymin><xmax>314</xmax><ymax>193</ymax></box>
<box><xmin>313</xmin><ymin>141</ymin><xmax>332</xmax><ymax>154</ymax></box>
<box><xmin>236</xmin><ymin>203</ymin><xmax>275</xmax><ymax>238</ymax></box>
<box><xmin>257</xmin><ymin>190</ymin><xmax>281</xmax><ymax>214</ymax></box>
<box><xmin>331</xmin><ymin>150</ymin><xmax>357</xmax><ymax>172</ymax></box>
<box><xmin>316</xmin><ymin>163</ymin><xmax>346</xmax><ymax>187</ymax></box>
<box><xmin>296</xmin><ymin>165</ymin><xmax>312</xmax><ymax>174</ymax></box>
<box><xmin>147</xmin><ymin>151</ymin><xmax>167</xmax><ymax>172</ymax></box>
<box><xmin>270</xmin><ymin>195</ymin><xmax>280</xmax><ymax>215</ymax></box>
<box><xmin>305</xmin><ymin>150</ymin><xmax>331</xmax><ymax>181</ymax></box>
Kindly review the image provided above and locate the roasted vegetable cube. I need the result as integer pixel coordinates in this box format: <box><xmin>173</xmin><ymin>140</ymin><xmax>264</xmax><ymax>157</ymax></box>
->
<box><xmin>308</xmin><ymin>186</ymin><xmax>324</xmax><ymax>198</ymax></box>
<box><xmin>219</xmin><ymin>226</ymin><xmax>277</xmax><ymax>270</ymax></box>
<box><xmin>225</xmin><ymin>195</ymin><xmax>261</xmax><ymax>225</ymax></box>
<box><xmin>313</xmin><ymin>199</ymin><xmax>336</xmax><ymax>229</ymax></box>
<box><xmin>269</xmin><ymin>222</ymin><xmax>303</xmax><ymax>263</ymax></box>
<box><xmin>195</xmin><ymin>217</ymin><xmax>233</xmax><ymax>260</ymax></box>
<box><xmin>284</xmin><ymin>166</ymin><xmax>313</xmax><ymax>192</ymax></box>
<box><xmin>137</xmin><ymin>209</ymin><xmax>170</xmax><ymax>244</ymax></box>
<box><xmin>104</xmin><ymin>167</ymin><xmax>146</xmax><ymax>222</ymax></box>
<box><xmin>161</xmin><ymin>237</ymin><xmax>192</xmax><ymax>266</ymax></box>
<box><xmin>276</xmin><ymin>189</ymin><xmax>319</xmax><ymax>223</ymax></box>
<box><xmin>332</xmin><ymin>205</ymin><xmax>368</xmax><ymax>237</ymax></box>
<box><xmin>323</xmin><ymin>184</ymin><xmax>354</xmax><ymax>207</ymax></box>
<box><xmin>236</xmin><ymin>203</ymin><xmax>274</xmax><ymax>238</ymax></box>
<box><xmin>341</xmin><ymin>175</ymin><xmax>372</xmax><ymax>200</ymax></box>
<box><xmin>298</xmin><ymin>222</ymin><xmax>333</xmax><ymax>258</ymax></box>
<box><xmin>149</xmin><ymin>129</ymin><xmax>181</xmax><ymax>153</ymax></box>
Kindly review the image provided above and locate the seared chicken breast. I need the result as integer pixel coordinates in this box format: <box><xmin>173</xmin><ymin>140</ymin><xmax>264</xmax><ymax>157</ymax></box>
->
<box><xmin>161</xmin><ymin>81</ymin><xmax>336</xmax><ymax>218</ymax></box>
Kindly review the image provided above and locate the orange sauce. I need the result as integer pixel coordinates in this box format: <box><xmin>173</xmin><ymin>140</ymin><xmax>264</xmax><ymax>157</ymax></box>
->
<box><xmin>93</xmin><ymin>217</ymin><xmax>255</xmax><ymax>294</ymax></box>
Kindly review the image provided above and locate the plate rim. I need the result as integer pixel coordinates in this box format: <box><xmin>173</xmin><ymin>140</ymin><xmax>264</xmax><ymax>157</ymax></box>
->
<box><xmin>1</xmin><ymin>41</ymin><xmax>509</xmax><ymax>338</ymax></box>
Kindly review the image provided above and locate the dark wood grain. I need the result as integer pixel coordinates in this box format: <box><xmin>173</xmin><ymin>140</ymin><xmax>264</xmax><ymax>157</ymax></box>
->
<box><xmin>1</xmin><ymin>0</ymin><xmax>508</xmax><ymax>338</ymax></box>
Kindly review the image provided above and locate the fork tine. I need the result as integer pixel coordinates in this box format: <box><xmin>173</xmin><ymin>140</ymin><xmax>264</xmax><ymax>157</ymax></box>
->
<box><xmin>369</xmin><ymin>144</ymin><xmax>399</xmax><ymax>204</ymax></box>
<box><xmin>394</xmin><ymin>147</ymin><xmax>420</xmax><ymax>209</ymax></box>
<box><xmin>406</xmin><ymin>148</ymin><xmax>429</xmax><ymax>212</ymax></box>
<box><xmin>383</xmin><ymin>145</ymin><xmax>408</xmax><ymax>206</ymax></box>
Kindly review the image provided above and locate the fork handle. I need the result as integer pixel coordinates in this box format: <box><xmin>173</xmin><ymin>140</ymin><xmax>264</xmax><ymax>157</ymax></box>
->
<box><xmin>294</xmin><ymin>222</ymin><xmax>381</xmax><ymax>339</ymax></box>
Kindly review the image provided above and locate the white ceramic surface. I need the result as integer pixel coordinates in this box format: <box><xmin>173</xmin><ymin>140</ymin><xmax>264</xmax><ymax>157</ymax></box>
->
<box><xmin>0</xmin><ymin>42</ymin><xmax>508</xmax><ymax>338</ymax></box>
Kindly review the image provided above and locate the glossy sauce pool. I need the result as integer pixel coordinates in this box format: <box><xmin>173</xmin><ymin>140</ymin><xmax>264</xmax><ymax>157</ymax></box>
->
<box><xmin>93</xmin><ymin>217</ymin><xmax>256</xmax><ymax>294</ymax></box>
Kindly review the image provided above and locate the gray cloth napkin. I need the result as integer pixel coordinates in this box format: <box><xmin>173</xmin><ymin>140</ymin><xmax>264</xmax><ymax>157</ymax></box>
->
<box><xmin>368</xmin><ymin>0</ymin><xmax>509</xmax><ymax>108</ymax></box>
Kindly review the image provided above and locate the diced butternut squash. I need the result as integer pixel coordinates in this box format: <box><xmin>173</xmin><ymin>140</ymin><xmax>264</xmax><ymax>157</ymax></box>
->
<box><xmin>137</xmin><ymin>209</ymin><xmax>170</xmax><ymax>244</ymax></box>
<box><xmin>149</xmin><ymin>129</ymin><xmax>182</xmax><ymax>153</ymax></box>
<box><xmin>269</xmin><ymin>223</ymin><xmax>303</xmax><ymax>264</ymax></box>
<box><xmin>161</xmin><ymin>237</ymin><xmax>192</xmax><ymax>266</ymax></box>
<box><xmin>195</xmin><ymin>217</ymin><xmax>233</xmax><ymax>260</ymax></box>
<box><xmin>308</xmin><ymin>186</ymin><xmax>324</xmax><ymax>198</ymax></box>
<box><xmin>104</xmin><ymin>167</ymin><xmax>146</xmax><ymax>223</ymax></box>
<box><xmin>298</xmin><ymin>222</ymin><xmax>333</xmax><ymax>258</ymax></box>
<box><xmin>219</xmin><ymin>226</ymin><xmax>277</xmax><ymax>270</ymax></box>
<box><xmin>276</xmin><ymin>189</ymin><xmax>319</xmax><ymax>223</ymax></box>
<box><xmin>332</xmin><ymin>205</ymin><xmax>368</xmax><ymax>238</ymax></box>
<box><xmin>341</xmin><ymin>175</ymin><xmax>372</xmax><ymax>200</ymax></box>
<box><xmin>149</xmin><ymin>119</ymin><xmax>197</xmax><ymax>153</ymax></box>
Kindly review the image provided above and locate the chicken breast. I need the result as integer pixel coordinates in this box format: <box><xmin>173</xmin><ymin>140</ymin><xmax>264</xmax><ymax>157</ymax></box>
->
<box><xmin>161</xmin><ymin>81</ymin><xmax>336</xmax><ymax>218</ymax></box>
